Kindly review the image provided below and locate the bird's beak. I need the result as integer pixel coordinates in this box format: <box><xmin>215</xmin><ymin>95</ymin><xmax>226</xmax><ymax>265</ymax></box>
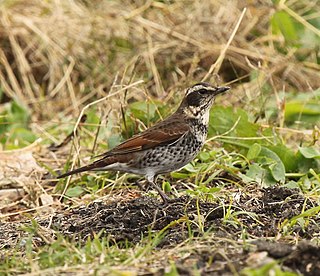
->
<box><xmin>214</xmin><ymin>86</ymin><xmax>230</xmax><ymax>95</ymax></box>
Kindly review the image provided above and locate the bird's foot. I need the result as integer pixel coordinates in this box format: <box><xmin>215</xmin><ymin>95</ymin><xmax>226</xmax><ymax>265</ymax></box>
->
<box><xmin>158</xmin><ymin>192</ymin><xmax>178</xmax><ymax>207</ymax></box>
<box><xmin>148</xmin><ymin>181</ymin><xmax>177</xmax><ymax>207</ymax></box>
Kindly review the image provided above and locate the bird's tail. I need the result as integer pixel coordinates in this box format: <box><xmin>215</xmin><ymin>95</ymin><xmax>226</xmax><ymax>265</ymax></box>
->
<box><xmin>57</xmin><ymin>153</ymin><xmax>129</xmax><ymax>179</ymax></box>
<box><xmin>57</xmin><ymin>157</ymin><xmax>112</xmax><ymax>178</ymax></box>
<box><xmin>57</xmin><ymin>163</ymin><xmax>97</xmax><ymax>178</ymax></box>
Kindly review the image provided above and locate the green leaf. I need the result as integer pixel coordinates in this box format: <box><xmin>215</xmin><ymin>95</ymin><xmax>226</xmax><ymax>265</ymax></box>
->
<box><xmin>183</xmin><ymin>163</ymin><xmax>199</xmax><ymax>173</ymax></box>
<box><xmin>299</xmin><ymin>147</ymin><xmax>320</xmax><ymax>159</ymax></box>
<box><xmin>85</xmin><ymin>109</ymin><xmax>100</xmax><ymax>131</ymax></box>
<box><xmin>0</xmin><ymin>100</ymin><xmax>35</xmax><ymax>148</ymax></box>
<box><xmin>248</xmin><ymin>164</ymin><xmax>277</xmax><ymax>187</ymax></box>
<box><xmin>107</xmin><ymin>133</ymin><xmax>122</xmax><ymax>149</ymax></box>
<box><xmin>244</xmin><ymin>147</ymin><xmax>286</xmax><ymax>186</ymax></box>
<box><xmin>271</xmin><ymin>11</ymin><xmax>298</xmax><ymax>42</ymax></box>
<box><xmin>247</xmin><ymin>143</ymin><xmax>261</xmax><ymax>160</ymax></box>
<box><xmin>123</xmin><ymin>101</ymin><xmax>162</xmax><ymax>138</ymax></box>
<box><xmin>113</xmin><ymin>37</ymin><xmax>133</xmax><ymax>50</ymax></box>
<box><xmin>284</xmin><ymin>180</ymin><xmax>299</xmax><ymax>189</ymax></box>
<box><xmin>268</xmin><ymin>144</ymin><xmax>298</xmax><ymax>172</ymax></box>
<box><xmin>259</xmin><ymin>147</ymin><xmax>286</xmax><ymax>183</ymax></box>
<box><xmin>162</xmin><ymin>181</ymin><xmax>172</xmax><ymax>192</ymax></box>
<box><xmin>7</xmin><ymin>128</ymin><xmax>37</xmax><ymax>148</ymax></box>
<box><xmin>285</xmin><ymin>101</ymin><xmax>320</xmax><ymax>125</ymax></box>
<box><xmin>199</xmin><ymin>151</ymin><xmax>210</xmax><ymax>161</ymax></box>
<box><xmin>209</xmin><ymin>107</ymin><xmax>295</xmax><ymax>179</ymax></box>
<box><xmin>209</xmin><ymin>106</ymin><xmax>269</xmax><ymax>149</ymax></box>
<box><xmin>295</xmin><ymin>152</ymin><xmax>319</xmax><ymax>174</ymax></box>
<box><xmin>0</xmin><ymin>100</ymin><xmax>30</xmax><ymax>135</ymax></box>
<box><xmin>170</xmin><ymin>172</ymin><xmax>190</xmax><ymax>179</ymax></box>
<box><xmin>245</xmin><ymin>164</ymin><xmax>266</xmax><ymax>184</ymax></box>
<box><xmin>65</xmin><ymin>186</ymin><xmax>84</xmax><ymax>197</ymax></box>
<box><xmin>209</xmin><ymin>106</ymin><xmax>319</xmax><ymax>176</ymax></box>
<box><xmin>128</xmin><ymin>101</ymin><xmax>157</xmax><ymax>121</ymax></box>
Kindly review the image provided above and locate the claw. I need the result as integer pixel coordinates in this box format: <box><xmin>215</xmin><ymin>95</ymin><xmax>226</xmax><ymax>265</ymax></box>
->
<box><xmin>148</xmin><ymin>181</ymin><xmax>173</xmax><ymax>205</ymax></box>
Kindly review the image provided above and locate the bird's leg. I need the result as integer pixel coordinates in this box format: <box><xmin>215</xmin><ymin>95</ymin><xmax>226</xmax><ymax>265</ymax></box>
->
<box><xmin>147</xmin><ymin>175</ymin><xmax>171</xmax><ymax>204</ymax></box>
<box><xmin>148</xmin><ymin>181</ymin><xmax>172</xmax><ymax>203</ymax></box>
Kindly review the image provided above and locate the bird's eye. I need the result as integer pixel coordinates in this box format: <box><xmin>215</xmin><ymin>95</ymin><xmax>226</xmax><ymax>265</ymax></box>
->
<box><xmin>198</xmin><ymin>89</ymin><xmax>207</xmax><ymax>95</ymax></box>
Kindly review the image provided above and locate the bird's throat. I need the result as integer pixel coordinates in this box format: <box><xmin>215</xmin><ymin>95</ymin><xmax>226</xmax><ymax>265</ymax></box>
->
<box><xmin>184</xmin><ymin>106</ymin><xmax>211</xmax><ymax>125</ymax></box>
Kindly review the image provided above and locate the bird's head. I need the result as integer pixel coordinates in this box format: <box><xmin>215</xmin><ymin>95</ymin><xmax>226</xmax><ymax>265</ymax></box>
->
<box><xmin>179</xmin><ymin>83</ymin><xmax>230</xmax><ymax>120</ymax></box>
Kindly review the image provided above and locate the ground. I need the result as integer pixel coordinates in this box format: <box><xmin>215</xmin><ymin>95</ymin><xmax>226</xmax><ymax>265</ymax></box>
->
<box><xmin>1</xmin><ymin>185</ymin><xmax>320</xmax><ymax>275</ymax></box>
<box><xmin>0</xmin><ymin>1</ymin><xmax>320</xmax><ymax>275</ymax></box>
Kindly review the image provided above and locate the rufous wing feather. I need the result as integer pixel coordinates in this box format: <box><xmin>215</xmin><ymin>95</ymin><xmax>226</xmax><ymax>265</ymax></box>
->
<box><xmin>57</xmin><ymin>116</ymin><xmax>190</xmax><ymax>178</ymax></box>
<box><xmin>103</xmin><ymin>120</ymin><xmax>190</xmax><ymax>156</ymax></box>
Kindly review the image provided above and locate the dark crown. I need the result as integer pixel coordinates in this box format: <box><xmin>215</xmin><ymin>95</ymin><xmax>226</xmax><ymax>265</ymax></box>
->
<box><xmin>184</xmin><ymin>83</ymin><xmax>230</xmax><ymax>107</ymax></box>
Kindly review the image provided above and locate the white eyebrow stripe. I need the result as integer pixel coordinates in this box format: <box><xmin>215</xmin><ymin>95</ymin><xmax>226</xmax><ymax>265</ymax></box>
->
<box><xmin>185</xmin><ymin>84</ymin><xmax>216</xmax><ymax>95</ymax></box>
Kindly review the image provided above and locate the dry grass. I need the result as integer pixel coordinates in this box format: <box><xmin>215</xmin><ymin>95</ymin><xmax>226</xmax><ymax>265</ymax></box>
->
<box><xmin>1</xmin><ymin>0</ymin><xmax>319</xmax><ymax>115</ymax></box>
<box><xmin>0</xmin><ymin>0</ymin><xmax>320</xmax><ymax>274</ymax></box>
<box><xmin>0</xmin><ymin>0</ymin><xmax>319</xmax><ymax>220</ymax></box>
<box><xmin>0</xmin><ymin>0</ymin><xmax>319</xmax><ymax>221</ymax></box>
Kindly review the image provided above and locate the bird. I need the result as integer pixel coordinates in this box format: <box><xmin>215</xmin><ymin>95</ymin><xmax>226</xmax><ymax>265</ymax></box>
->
<box><xmin>58</xmin><ymin>83</ymin><xmax>230</xmax><ymax>203</ymax></box>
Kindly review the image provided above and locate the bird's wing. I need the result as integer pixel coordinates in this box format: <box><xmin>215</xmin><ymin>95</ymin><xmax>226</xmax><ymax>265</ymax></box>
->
<box><xmin>101</xmin><ymin>119</ymin><xmax>190</xmax><ymax>156</ymax></box>
<box><xmin>57</xmin><ymin>115</ymin><xmax>189</xmax><ymax>178</ymax></box>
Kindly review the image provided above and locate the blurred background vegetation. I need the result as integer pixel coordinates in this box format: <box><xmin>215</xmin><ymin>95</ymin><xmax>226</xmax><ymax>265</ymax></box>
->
<box><xmin>1</xmin><ymin>0</ymin><xmax>320</xmax><ymax>274</ymax></box>
<box><xmin>0</xmin><ymin>0</ymin><xmax>319</xmax><ymax>183</ymax></box>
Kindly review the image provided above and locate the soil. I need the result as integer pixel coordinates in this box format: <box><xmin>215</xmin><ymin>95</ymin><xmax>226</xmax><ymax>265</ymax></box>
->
<box><xmin>1</xmin><ymin>186</ymin><xmax>320</xmax><ymax>275</ymax></box>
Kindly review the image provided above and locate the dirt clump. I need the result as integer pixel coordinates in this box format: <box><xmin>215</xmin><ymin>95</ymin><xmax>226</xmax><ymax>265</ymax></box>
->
<box><xmin>1</xmin><ymin>186</ymin><xmax>320</xmax><ymax>275</ymax></box>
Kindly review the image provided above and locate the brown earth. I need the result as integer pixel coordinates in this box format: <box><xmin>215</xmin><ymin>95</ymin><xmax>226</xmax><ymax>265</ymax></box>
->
<box><xmin>1</xmin><ymin>186</ymin><xmax>320</xmax><ymax>275</ymax></box>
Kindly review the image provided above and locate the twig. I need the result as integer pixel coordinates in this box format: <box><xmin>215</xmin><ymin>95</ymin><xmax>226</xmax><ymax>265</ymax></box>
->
<box><xmin>202</xmin><ymin>8</ymin><xmax>247</xmax><ymax>81</ymax></box>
